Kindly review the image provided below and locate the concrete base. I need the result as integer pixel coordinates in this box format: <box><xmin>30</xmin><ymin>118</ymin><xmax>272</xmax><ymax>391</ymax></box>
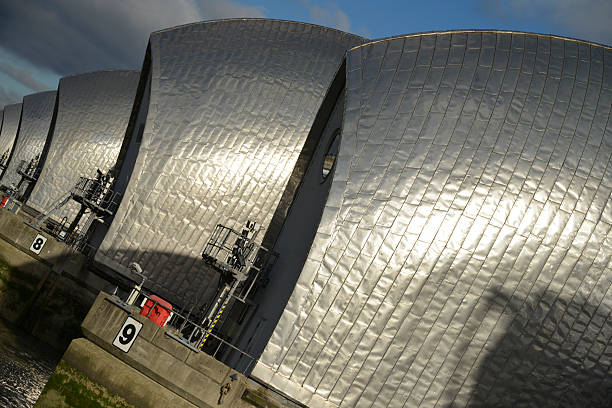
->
<box><xmin>0</xmin><ymin>208</ymin><xmax>299</xmax><ymax>407</ymax></box>
<box><xmin>35</xmin><ymin>357</ymin><xmax>137</xmax><ymax>408</ymax></box>
<box><xmin>80</xmin><ymin>292</ymin><xmax>248</xmax><ymax>407</ymax></box>
<box><xmin>36</xmin><ymin>338</ymin><xmax>197</xmax><ymax>408</ymax></box>
<box><xmin>0</xmin><ymin>240</ymin><xmax>93</xmax><ymax>349</ymax></box>
<box><xmin>36</xmin><ymin>291</ymin><xmax>291</xmax><ymax>407</ymax></box>
<box><xmin>0</xmin><ymin>207</ymin><xmax>118</xmax><ymax>350</ymax></box>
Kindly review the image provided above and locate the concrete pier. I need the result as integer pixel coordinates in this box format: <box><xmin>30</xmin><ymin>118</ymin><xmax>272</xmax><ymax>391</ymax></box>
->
<box><xmin>0</xmin><ymin>207</ymin><xmax>99</xmax><ymax>349</ymax></box>
<box><xmin>36</xmin><ymin>291</ymin><xmax>285</xmax><ymax>407</ymax></box>
<box><xmin>0</xmin><ymin>207</ymin><xmax>297</xmax><ymax>407</ymax></box>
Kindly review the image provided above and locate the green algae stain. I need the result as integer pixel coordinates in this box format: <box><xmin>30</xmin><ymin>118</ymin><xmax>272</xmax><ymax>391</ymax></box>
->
<box><xmin>0</xmin><ymin>258</ymin><xmax>34</xmax><ymax>303</ymax></box>
<box><xmin>36</xmin><ymin>360</ymin><xmax>135</xmax><ymax>408</ymax></box>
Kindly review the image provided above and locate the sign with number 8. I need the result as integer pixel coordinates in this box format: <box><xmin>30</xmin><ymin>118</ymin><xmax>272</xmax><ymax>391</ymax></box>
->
<box><xmin>113</xmin><ymin>316</ymin><xmax>143</xmax><ymax>352</ymax></box>
<box><xmin>29</xmin><ymin>234</ymin><xmax>47</xmax><ymax>254</ymax></box>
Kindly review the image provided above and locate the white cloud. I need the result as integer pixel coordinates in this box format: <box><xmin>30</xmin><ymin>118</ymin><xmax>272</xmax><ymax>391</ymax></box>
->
<box><xmin>0</xmin><ymin>61</ymin><xmax>48</xmax><ymax>92</ymax></box>
<box><xmin>0</xmin><ymin>86</ymin><xmax>21</xmax><ymax>108</ymax></box>
<box><xmin>301</xmin><ymin>1</ymin><xmax>351</xmax><ymax>32</ymax></box>
<box><xmin>484</xmin><ymin>0</ymin><xmax>612</xmax><ymax>45</ymax></box>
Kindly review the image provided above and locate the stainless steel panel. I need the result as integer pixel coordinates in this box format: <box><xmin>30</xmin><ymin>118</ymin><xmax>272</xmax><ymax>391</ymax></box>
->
<box><xmin>256</xmin><ymin>32</ymin><xmax>612</xmax><ymax>407</ymax></box>
<box><xmin>27</xmin><ymin>71</ymin><xmax>139</xmax><ymax>221</ymax></box>
<box><xmin>1</xmin><ymin>91</ymin><xmax>56</xmax><ymax>188</ymax></box>
<box><xmin>96</xmin><ymin>20</ymin><xmax>364</xmax><ymax>304</ymax></box>
<box><xmin>0</xmin><ymin>103</ymin><xmax>23</xmax><ymax>168</ymax></box>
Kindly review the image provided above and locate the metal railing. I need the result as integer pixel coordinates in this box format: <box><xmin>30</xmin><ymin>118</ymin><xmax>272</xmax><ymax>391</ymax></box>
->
<box><xmin>72</xmin><ymin>176</ymin><xmax>121</xmax><ymax>215</ymax></box>
<box><xmin>64</xmin><ymin>231</ymin><xmax>97</xmax><ymax>257</ymax></box>
<box><xmin>106</xmin><ymin>284</ymin><xmax>260</xmax><ymax>374</ymax></box>
<box><xmin>202</xmin><ymin>223</ymin><xmax>277</xmax><ymax>302</ymax></box>
<box><xmin>25</xmin><ymin>210</ymin><xmax>98</xmax><ymax>257</ymax></box>
<box><xmin>0</xmin><ymin>150</ymin><xmax>8</xmax><ymax>170</ymax></box>
<box><xmin>16</xmin><ymin>159</ymin><xmax>39</xmax><ymax>181</ymax></box>
<box><xmin>25</xmin><ymin>173</ymin><xmax>120</xmax><ymax>258</ymax></box>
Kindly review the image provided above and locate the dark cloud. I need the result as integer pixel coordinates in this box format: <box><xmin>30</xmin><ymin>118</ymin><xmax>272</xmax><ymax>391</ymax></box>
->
<box><xmin>482</xmin><ymin>0</ymin><xmax>612</xmax><ymax>46</ymax></box>
<box><xmin>0</xmin><ymin>61</ymin><xmax>48</xmax><ymax>91</ymax></box>
<box><xmin>0</xmin><ymin>0</ymin><xmax>265</xmax><ymax>76</ymax></box>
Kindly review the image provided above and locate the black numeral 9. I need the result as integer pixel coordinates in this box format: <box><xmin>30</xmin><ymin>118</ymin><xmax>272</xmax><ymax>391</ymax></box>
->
<box><xmin>119</xmin><ymin>323</ymin><xmax>136</xmax><ymax>344</ymax></box>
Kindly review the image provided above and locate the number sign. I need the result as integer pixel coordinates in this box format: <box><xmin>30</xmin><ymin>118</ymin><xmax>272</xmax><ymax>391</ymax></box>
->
<box><xmin>29</xmin><ymin>234</ymin><xmax>47</xmax><ymax>254</ymax></box>
<box><xmin>113</xmin><ymin>316</ymin><xmax>142</xmax><ymax>352</ymax></box>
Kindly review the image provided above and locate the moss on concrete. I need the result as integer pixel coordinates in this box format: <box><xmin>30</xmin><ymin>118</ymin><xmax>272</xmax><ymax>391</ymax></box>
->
<box><xmin>0</xmin><ymin>251</ymin><xmax>94</xmax><ymax>349</ymax></box>
<box><xmin>36</xmin><ymin>360</ymin><xmax>135</xmax><ymax>408</ymax></box>
<box><xmin>0</xmin><ymin>258</ymin><xmax>41</xmax><ymax>286</ymax></box>
<box><xmin>30</xmin><ymin>275</ymin><xmax>92</xmax><ymax>346</ymax></box>
<box><xmin>0</xmin><ymin>258</ymin><xmax>36</xmax><ymax>317</ymax></box>
<box><xmin>0</xmin><ymin>258</ymin><xmax>15</xmax><ymax>279</ymax></box>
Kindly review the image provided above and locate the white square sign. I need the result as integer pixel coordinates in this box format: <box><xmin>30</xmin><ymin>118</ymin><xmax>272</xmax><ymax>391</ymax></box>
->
<box><xmin>113</xmin><ymin>316</ymin><xmax>143</xmax><ymax>353</ymax></box>
<box><xmin>29</xmin><ymin>234</ymin><xmax>47</xmax><ymax>254</ymax></box>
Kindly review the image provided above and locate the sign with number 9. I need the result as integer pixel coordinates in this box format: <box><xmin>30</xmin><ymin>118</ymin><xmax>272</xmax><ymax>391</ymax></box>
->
<box><xmin>113</xmin><ymin>316</ymin><xmax>143</xmax><ymax>352</ymax></box>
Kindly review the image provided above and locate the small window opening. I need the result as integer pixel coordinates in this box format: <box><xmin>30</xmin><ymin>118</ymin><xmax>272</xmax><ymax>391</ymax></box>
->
<box><xmin>322</xmin><ymin>128</ymin><xmax>341</xmax><ymax>181</ymax></box>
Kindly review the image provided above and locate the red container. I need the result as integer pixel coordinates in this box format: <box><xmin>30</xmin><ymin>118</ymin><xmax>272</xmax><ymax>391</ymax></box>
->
<box><xmin>0</xmin><ymin>196</ymin><xmax>8</xmax><ymax>207</ymax></box>
<box><xmin>140</xmin><ymin>295</ymin><xmax>172</xmax><ymax>327</ymax></box>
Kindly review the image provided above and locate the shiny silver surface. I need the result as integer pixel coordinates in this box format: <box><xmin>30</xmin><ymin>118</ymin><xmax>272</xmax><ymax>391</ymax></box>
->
<box><xmin>96</xmin><ymin>19</ymin><xmax>364</xmax><ymax>303</ymax></box>
<box><xmin>0</xmin><ymin>103</ymin><xmax>23</xmax><ymax>169</ymax></box>
<box><xmin>26</xmin><ymin>71</ymin><xmax>139</xmax><ymax>221</ymax></box>
<box><xmin>256</xmin><ymin>32</ymin><xmax>612</xmax><ymax>407</ymax></box>
<box><xmin>1</xmin><ymin>91</ymin><xmax>56</xmax><ymax>188</ymax></box>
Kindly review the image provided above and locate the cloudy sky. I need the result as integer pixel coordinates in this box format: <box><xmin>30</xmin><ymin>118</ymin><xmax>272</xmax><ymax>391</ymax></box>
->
<box><xmin>1</xmin><ymin>0</ymin><xmax>611</xmax><ymax>108</ymax></box>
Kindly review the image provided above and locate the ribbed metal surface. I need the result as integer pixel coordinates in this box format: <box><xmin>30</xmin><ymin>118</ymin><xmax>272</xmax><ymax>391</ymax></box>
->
<box><xmin>96</xmin><ymin>19</ymin><xmax>364</xmax><ymax>304</ymax></box>
<box><xmin>0</xmin><ymin>103</ymin><xmax>23</xmax><ymax>168</ymax></box>
<box><xmin>256</xmin><ymin>32</ymin><xmax>612</xmax><ymax>407</ymax></box>
<box><xmin>27</xmin><ymin>71</ymin><xmax>139</xmax><ymax>221</ymax></box>
<box><xmin>1</xmin><ymin>91</ymin><xmax>56</xmax><ymax>187</ymax></box>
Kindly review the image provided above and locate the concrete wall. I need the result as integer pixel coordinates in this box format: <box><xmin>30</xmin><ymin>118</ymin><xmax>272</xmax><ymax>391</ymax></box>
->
<box><xmin>0</xmin><ymin>208</ymin><xmax>298</xmax><ymax>407</ymax></box>
<box><xmin>0</xmin><ymin>208</ymin><xmax>107</xmax><ymax>349</ymax></box>
<box><xmin>36</xmin><ymin>291</ymin><xmax>290</xmax><ymax>407</ymax></box>
<box><xmin>80</xmin><ymin>292</ymin><xmax>248</xmax><ymax>407</ymax></box>
<box><xmin>35</xmin><ymin>357</ymin><xmax>138</xmax><ymax>408</ymax></box>
<box><xmin>0</xmin><ymin>207</ymin><xmax>85</xmax><ymax>272</ymax></box>
<box><xmin>36</xmin><ymin>339</ymin><xmax>195</xmax><ymax>408</ymax></box>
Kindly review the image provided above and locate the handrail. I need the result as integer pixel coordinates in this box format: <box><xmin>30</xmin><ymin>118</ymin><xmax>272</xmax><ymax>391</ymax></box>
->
<box><xmin>108</xmin><ymin>285</ymin><xmax>259</xmax><ymax>374</ymax></box>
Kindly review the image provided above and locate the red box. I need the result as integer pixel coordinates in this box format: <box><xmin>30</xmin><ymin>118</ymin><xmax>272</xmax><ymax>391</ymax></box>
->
<box><xmin>140</xmin><ymin>295</ymin><xmax>172</xmax><ymax>327</ymax></box>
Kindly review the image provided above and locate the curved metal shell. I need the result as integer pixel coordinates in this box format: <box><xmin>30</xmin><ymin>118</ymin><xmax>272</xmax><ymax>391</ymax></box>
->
<box><xmin>0</xmin><ymin>103</ymin><xmax>23</xmax><ymax>172</ymax></box>
<box><xmin>1</xmin><ymin>91</ymin><xmax>56</xmax><ymax>188</ymax></box>
<box><xmin>256</xmin><ymin>32</ymin><xmax>612</xmax><ymax>407</ymax></box>
<box><xmin>26</xmin><ymin>71</ymin><xmax>139</xmax><ymax>220</ymax></box>
<box><xmin>96</xmin><ymin>19</ymin><xmax>365</xmax><ymax>303</ymax></box>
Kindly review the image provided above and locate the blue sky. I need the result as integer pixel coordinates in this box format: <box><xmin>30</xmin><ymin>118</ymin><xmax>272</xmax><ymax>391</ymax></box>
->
<box><xmin>1</xmin><ymin>0</ymin><xmax>611</xmax><ymax>108</ymax></box>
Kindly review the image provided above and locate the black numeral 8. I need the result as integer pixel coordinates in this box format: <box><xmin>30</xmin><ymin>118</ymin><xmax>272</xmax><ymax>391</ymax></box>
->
<box><xmin>32</xmin><ymin>238</ymin><xmax>44</xmax><ymax>251</ymax></box>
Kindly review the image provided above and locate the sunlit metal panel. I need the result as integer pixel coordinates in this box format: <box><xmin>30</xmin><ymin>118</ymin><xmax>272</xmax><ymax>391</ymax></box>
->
<box><xmin>26</xmin><ymin>71</ymin><xmax>139</xmax><ymax>221</ymax></box>
<box><xmin>1</xmin><ymin>91</ymin><xmax>56</xmax><ymax>188</ymax></box>
<box><xmin>0</xmin><ymin>103</ymin><xmax>23</xmax><ymax>174</ymax></box>
<box><xmin>96</xmin><ymin>19</ymin><xmax>364</xmax><ymax>304</ymax></box>
<box><xmin>256</xmin><ymin>31</ymin><xmax>612</xmax><ymax>407</ymax></box>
